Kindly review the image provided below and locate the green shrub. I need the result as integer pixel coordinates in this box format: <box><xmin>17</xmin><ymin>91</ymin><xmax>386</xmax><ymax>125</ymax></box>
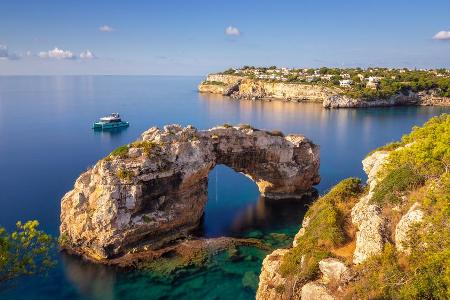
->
<box><xmin>366</xmin><ymin>141</ymin><xmax>404</xmax><ymax>157</ymax></box>
<box><xmin>372</xmin><ymin>164</ymin><xmax>425</xmax><ymax>205</ymax></box>
<box><xmin>110</xmin><ymin>145</ymin><xmax>129</xmax><ymax>158</ymax></box>
<box><xmin>0</xmin><ymin>221</ymin><xmax>56</xmax><ymax>283</ymax></box>
<box><xmin>130</xmin><ymin>141</ymin><xmax>158</xmax><ymax>157</ymax></box>
<box><xmin>280</xmin><ymin>178</ymin><xmax>363</xmax><ymax>279</ymax></box>
<box><xmin>222</xmin><ymin>123</ymin><xmax>233</xmax><ymax>128</ymax></box>
<box><xmin>203</xmin><ymin>80</ymin><xmax>226</xmax><ymax>86</ymax></box>
<box><xmin>238</xmin><ymin>124</ymin><xmax>254</xmax><ymax>130</ymax></box>
<box><xmin>266</xmin><ymin>130</ymin><xmax>284</xmax><ymax>137</ymax></box>
<box><xmin>142</xmin><ymin>215</ymin><xmax>151</xmax><ymax>223</ymax></box>
<box><xmin>116</xmin><ymin>168</ymin><xmax>134</xmax><ymax>181</ymax></box>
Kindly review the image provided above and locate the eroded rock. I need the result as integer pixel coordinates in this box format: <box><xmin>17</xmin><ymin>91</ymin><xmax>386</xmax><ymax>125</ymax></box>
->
<box><xmin>60</xmin><ymin>124</ymin><xmax>320</xmax><ymax>261</ymax></box>
<box><xmin>351</xmin><ymin>150</ymin><xmax>389</xmax><ymax>264</ymax></box>
<box><xmin>301</xmin><ymin>282</ymin><xmax>335</xmax><ymax>300</ymax></box>
<box><xmin>395</xmin><ymin>202</ymin><xmax>424</xmax><ymax>253</ymax></box>
<box><xmin>319</xmin><ymin>258</ymin><xmax>349</xmax><ymax>284</ymax></box>
<box><xmin>256</xmin><ymin>249</ymin><xmax>296</xmax><ymax>300</ymax></box>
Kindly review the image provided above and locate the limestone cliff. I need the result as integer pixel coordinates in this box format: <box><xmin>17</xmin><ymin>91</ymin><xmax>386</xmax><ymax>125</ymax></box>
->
<box><xmin>256</xmin><ymin>146</ymin><xmax>433</xmax><ymax>299</ymax></box>
<box><xmin>199</xmin><ymin>74</ymin><xmax>450</xmax><ymax>108</ymax></box>
<box><xmin>60</xmin><ymin>124</ymin><xmax>320</xmax><ymax>261</ymax></box>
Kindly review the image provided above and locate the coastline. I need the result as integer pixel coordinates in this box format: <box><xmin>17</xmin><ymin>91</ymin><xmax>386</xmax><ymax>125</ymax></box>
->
<box><xmin>198</xmin><ymin>73</ymin><xmax>450</xmax><ymax>108</ymax></box>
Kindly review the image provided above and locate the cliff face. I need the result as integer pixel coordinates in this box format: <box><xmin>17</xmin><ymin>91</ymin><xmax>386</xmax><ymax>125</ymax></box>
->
<box><xmin>198</xmin><ymin>74</ymin><xmax>450</xmax><ymax>108</ymax></box>
<box><xmin>257</xmin><ymin>114</ymin><xmax>450</xmax><ymax>299</ymax></box>
<box><xmin>323</xmin><ymin>92</ymin><xmax>421</xmax><ymax>108</ymax></box>
<box><xmin>256</xmin><ymin>150</ymin><xmax>401</xmax><ymax>299</ymax></box>
<box><xmin>60</xmin><ymin>124</ymin><xmax>320</xmax><ymax>261</ymax></box>
<box><xmin>237</xmin><ymin>79</ymin><xmax>336</xmax><ymax>102</ymax></box>
<box><xmin>198</xmin><ymin>74</ymin><xmax>337</xmax><ymax>102</ymax></box>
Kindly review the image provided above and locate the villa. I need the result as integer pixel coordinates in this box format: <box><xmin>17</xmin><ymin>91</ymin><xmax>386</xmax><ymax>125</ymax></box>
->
<box><xmin>339</xmin><ymin>79</ymin><xmax>353</xmax><ymax>87</ymax></box>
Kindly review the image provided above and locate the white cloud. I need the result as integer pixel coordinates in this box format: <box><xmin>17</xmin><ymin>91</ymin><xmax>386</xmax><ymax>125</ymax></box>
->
<box><xmin>80</xmin><ymin>50</ymin><xmax>96</xmax><ymax>59</ymax></box>
<box><xmin>99</xmin><ymin>25</ymin><xmax>115</xmax><ymax>32</ymax></box>
<box><xmin>225</xmin><ymin>26</ymin><xmax>240</xmax><ymax>36</ymax></box>
<box><xmin>433</xmin><ymin>30</ymin><xmax>450</xmax><ymax>40</ymax></box>
<box><xmin>38</xmin><ymin>47</ymin><xmax>76</xmax><ymax>59</ymax></box>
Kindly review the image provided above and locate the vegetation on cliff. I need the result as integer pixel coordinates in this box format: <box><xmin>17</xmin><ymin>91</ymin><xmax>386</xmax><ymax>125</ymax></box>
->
<box><xmin>279</xmin><ymin>178</ymin><xmax>363</xmax><ymax>280</ymax></box>
<box><xmin>0</xmin><ymin>221</ymin><xmax>55</xmax><ymax>283</ymax></box>
<box><xmin>277</xmin><ymin>114</ymin><xmax>450</xmax><ymax>299</ymax></box>
<box><xmin>347</xmin><ymin>114</ymin><xmax>450</xmax><ymax>299</ymax></box>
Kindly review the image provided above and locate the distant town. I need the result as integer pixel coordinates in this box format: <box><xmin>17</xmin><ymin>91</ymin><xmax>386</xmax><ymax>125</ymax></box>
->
<box><xmin>215</xmin><ymin>66</ymin><xmax>450</xmax><ymax>99</ymax></box>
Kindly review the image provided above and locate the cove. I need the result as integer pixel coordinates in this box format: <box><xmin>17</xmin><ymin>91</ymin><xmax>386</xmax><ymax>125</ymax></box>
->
<box><xmin>0</xmin><ymin>76</ymin><xmax>449</xmax><ymax>299</ymax></box>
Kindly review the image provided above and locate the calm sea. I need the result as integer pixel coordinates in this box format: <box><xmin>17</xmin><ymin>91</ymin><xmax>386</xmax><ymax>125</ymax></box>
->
<box><xmin>0</xmin><ymin>76</ymin><xmax>448</xmax><ymax>299</ymax></box>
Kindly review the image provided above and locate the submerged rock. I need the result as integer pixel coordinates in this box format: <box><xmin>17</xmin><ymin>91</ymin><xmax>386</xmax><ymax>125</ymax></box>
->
<box><xmin>60</xmin><ymin>124</ymin><xmax>320</xmax><ymax>261</ymax></box>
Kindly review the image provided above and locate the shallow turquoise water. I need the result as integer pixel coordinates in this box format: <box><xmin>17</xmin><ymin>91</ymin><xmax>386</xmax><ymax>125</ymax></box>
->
<box><xmin>0</xmin><ymin>76</ymin><xmax>449</xmax><ymax>299</ymax></box>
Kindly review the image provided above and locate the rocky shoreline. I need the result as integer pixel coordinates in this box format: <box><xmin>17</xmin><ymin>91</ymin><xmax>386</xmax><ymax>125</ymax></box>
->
<box><xmin>198</xmin><ymin>74</ymin><xmax>450</xmax><ymax>108</ymax></box>
<box><xmin>60</xmin><ymin>124</ymin><xmax>320</xmax><ymax>263</ymax></box>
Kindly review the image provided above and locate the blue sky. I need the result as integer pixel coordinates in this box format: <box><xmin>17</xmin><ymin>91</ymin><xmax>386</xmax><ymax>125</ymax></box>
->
<box><xmin>0</xmin><ymin>0</ymin><xmax>449</xmax><ymax>75</ymax></box>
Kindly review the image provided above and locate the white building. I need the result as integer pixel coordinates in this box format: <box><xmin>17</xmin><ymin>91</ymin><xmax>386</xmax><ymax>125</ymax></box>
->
<box><xmin>339</xmin><ymin>79</ymin><xmax>353</xmax><ymax>87</ymax></box>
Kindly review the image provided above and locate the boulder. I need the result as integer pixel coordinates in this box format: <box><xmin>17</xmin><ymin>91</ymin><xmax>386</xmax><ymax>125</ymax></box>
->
<box><xmin>301</xmin><ymin>282</ymin><xmax>335</xmax><ymax>300</ymax></box>
<box><xmin>319</xmin><ymin>258</ymin><xmax>349</xmax><ymax>284</ymax></box>
<box><xmin>395</xmin><ymin>202</ymin><xmax>424</xmax><ymax>253</ymax></box>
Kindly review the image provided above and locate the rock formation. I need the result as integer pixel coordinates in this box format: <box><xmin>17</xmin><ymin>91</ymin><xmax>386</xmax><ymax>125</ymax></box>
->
<box><xmin>256</xmin><ymin>249</ymin><xmax>295</xmax><ymax>300</ymax></box>
<box><xmin>60</xmin><ymin>124</ymin><xmax>320</xmax><ymax>261</ymax></box>
<box><xmin>395</xmin><ymin>202</ymin><xmax>424</xmax><ymax>253</ymax></box>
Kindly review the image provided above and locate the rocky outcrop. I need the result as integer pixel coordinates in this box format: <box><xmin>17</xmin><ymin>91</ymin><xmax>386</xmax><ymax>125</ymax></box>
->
<box><xmin>256</xmin><ymin>249</ymin><xmax>296</xmax><ymax>300</ymax></box>
<box><xmin>198</xmin><ymin>74</ymin><xmax>243</xmax><ymax>95</ymax></box>
<box><xmin>351</xmin><ymin>151</ymin><xmax>391</xmax><ymax>264</ymax></box>
<box><xmin>351</xmin><ymin>194</ymin><xmax>386</xmax><ymax>264</ymax></box>
<box><xmin>395</xmin><ymin>202</ymin><xmax>424</xmax><ymax>253</ymax></box>
<box><xmin>318</xmin><ymin>258</ymin><xmax>349</xmax><ymax>285</ymax></box>
<box><xmin>323</xmin><ymin>91</ymin><xmax>421</xmax><ymax>108</ymax></box>
<box><xmin>301</xmin><ymin>282</ymin><xmax>335</xmax><ymax>300</ymax></box>
<box><xmin>60</xmin><ymin>124</ymin><xmax>320</xmax><ymax>261</ymax></box>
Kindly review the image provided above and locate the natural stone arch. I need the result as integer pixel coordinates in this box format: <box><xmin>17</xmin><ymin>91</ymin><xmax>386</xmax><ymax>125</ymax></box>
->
<box><xmin>60</xmin><ymin>124</ymin><xmax>320</xmax><ymax>261</ymax></box>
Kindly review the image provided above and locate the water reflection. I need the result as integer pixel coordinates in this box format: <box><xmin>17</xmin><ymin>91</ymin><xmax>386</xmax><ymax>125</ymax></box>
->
<box><xmin>229</xmin><ymin>194</ymin><xmax>317</xmax><ymax>235</ymax></box>
<box><xmin>61</xmin><ymin>253</ymin><xmax>116</xmax><ymax>300</ymax></box>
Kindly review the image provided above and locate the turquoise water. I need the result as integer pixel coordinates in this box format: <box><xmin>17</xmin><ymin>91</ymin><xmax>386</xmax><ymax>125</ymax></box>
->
<box><xmin>0</xmin><ymin>76</ymin><xmax>449</xmax><ymax>299</ymax></box>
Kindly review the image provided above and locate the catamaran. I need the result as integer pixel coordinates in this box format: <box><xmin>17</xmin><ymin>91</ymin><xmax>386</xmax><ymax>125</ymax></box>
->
<box><xmin>92</xmin><ymin>113</ymin><xmax>129</xmax><ymax>129</ymax></box>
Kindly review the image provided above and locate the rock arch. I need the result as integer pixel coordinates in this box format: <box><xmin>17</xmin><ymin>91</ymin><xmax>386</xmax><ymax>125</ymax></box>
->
<box><xmin>60</xmin><ymin>124</ymin><xmax>320</xmax><ymax>260</ymax></box>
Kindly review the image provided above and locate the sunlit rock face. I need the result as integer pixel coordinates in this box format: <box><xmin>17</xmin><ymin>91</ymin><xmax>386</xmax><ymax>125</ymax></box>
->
<box><xmin>60</xmin><ymin>124</ymin><xmax>320</xmax><ymax>261</ymax></box>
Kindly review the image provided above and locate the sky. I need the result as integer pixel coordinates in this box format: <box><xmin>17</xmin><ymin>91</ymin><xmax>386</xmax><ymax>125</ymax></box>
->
<box><xmin>0</xmin><ymin>0</ymin><xmax>450</xmax><ymax>75</ymax></box>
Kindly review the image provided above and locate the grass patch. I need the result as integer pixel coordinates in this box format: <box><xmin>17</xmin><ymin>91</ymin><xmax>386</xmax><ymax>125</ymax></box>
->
<box><xmin>222</xmin><ymin>123</ymin><xmax>233</xmax><ymax>128</ymax></box>
<box><xmin>110</xmin><ymin>145</ymin><xmax>129</xmax><ymax>158</ymax></box>
<box><xmin>266</xmin><ymin>130</ymin><xmax>284</xmax><ymax>137</ymax></box>
<box><xmin>372</xmin><ymin>164</ymin><xmax>425</xmax><ymax>205</ymax></box>
<box><xmin>238</xmin><ymin>124</ymin><xmax>255</xmax><ymax>130</ymax></box>
<box><xmin>130</xmin><ymin>140</ymin><xmax>158</xmax><ymax>157</ymax></box>
<box><xmin>280</xmin><ymin>178</ymin><xmax>363</xmax><ymax>279</ymax></box>
<box><xmin>116</xmin><ymin>168</ymin><xmax>134</xmax><ymax>181</ymax></box>
<box><xmin>142</xmin><ymin>215</ymin><xmax>152</xmax><ymax>223</ymax></box>
<box><xmin>366</xmin><ymin>141</ymin><xmax>404</xmax><ymax>157</ymax></box>
<box><xmin>203</xmin><ymin>80</ymin><xmax>226</xmax><ymax>86</ymax></box>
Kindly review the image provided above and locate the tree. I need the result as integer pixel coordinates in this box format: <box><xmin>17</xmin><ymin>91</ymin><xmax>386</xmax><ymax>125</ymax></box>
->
<box><xmin>0</xmin><ymin>221</ymin><xmax>55</xmax><ymax>283</ymax></box>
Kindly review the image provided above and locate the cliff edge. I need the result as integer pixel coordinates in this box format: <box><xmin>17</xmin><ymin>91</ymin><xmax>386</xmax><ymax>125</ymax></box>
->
<box><xmin>256</xmin><ymin>114</ymin><xmax>450</xmax><ymax>299</ymax></box>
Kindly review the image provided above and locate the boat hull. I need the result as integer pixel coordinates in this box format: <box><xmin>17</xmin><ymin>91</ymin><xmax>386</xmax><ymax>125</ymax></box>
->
<box><xmin>92</xmin><ymin>121</ymin><xmax>129</xmax><ymax>129</ymax></box>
